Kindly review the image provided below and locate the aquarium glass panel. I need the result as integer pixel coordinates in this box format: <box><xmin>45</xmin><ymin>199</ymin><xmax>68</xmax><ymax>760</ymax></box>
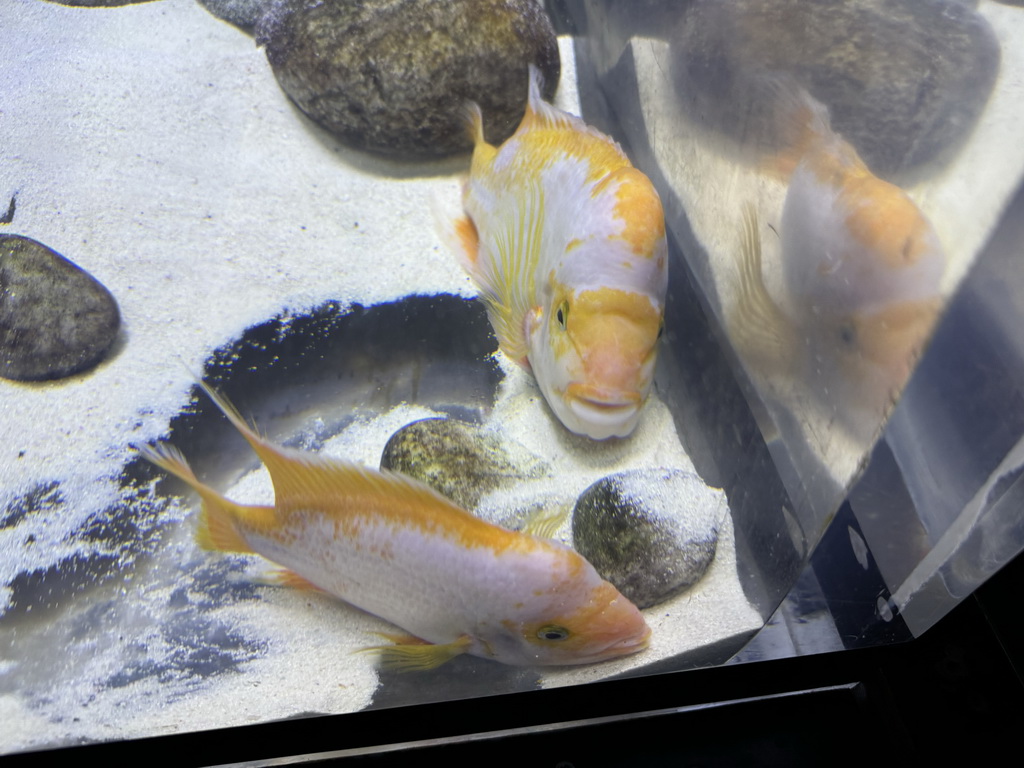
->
<box><xmin>2</xmin><ymin>0</ymin><xmax>1023</xmax><ymax>756</ymax></box>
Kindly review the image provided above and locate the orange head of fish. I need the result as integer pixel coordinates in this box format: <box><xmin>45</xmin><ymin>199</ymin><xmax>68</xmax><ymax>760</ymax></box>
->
<box><xmin>496</xmin><ymin>579</ymin><xmax>651</xmax><ymax>666</ymax></box>
<box><xmin>529</xmin><ymin>285</ymin><xmax>665</xmax><ymax>440</ymax></box>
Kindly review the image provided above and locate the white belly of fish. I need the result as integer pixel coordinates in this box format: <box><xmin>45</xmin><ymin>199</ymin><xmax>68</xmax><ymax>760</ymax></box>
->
<box><xmin>242</xmin><ymin>514</ymin><xmax>575</xmax><ymax>651</ymax></box>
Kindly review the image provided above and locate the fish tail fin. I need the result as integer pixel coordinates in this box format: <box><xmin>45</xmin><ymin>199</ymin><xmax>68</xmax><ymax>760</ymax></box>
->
<box><xmin>137</xmin><ymin>441</ymin><xmax>255</xmax><ymax>554</ymax></box>
<box><xmin>727</xmin><ymin>203</ymin><xmax>798</xmax><ymax>375</ymax></box>
<box><xmin>195</xmin><ymin>496</ymin><xmax>254</xmax><ymax>553</ymax></box>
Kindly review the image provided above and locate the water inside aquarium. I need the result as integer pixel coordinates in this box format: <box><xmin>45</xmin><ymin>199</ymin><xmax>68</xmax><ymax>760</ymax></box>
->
<box><xmin>2</xmin><ymin>0</ymin><xmax>1023</xmax><ymax>756</ymax></box>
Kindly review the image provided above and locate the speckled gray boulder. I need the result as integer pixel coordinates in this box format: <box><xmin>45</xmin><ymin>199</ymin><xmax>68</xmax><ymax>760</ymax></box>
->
<box><xmin>257</xmin><ymin>0</ymin><xmax>560</xmax><ymax>159</ymax></box>
<box><xmin>572</xmin><ymin>468</ymin><xmax>725</xmax><ymax>608</ymax></box>
<box><xmin>0</xmin><ymin>235</ymin><xmax>120</xmax><ymax>382</ymax></box>
<box><xmin>380</xmin><ymin>418</ymin><xmax>548</xmax><ymax>510</ymax></box>
<box><xmin>196</xmin><ymin>0</ymin><xmax>269</xmax><ymax>32</ymax></box>
<box><xmin>672</xmin><ymin>0</ymin><xmax>1000</xmax><ymax>175</ymax></box>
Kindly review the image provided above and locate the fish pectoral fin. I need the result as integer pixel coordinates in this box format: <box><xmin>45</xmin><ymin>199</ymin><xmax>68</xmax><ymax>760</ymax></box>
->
<box><xmin>727</xmin><ymin>203</ymin><xmax>798</xmax><ymax>376</ymax></box>
<box><xmin>357</xmin><ymin>634</ymin><xmax>473</xmax><ymax>672</ymax></box>
<box><xmin>257</xmin><ymin>569</ymin><xmax>327</xmax><ymax>593</ymax></box>
<box><xmin>370</xmin><ymin>631</ymin><xmax>431</xmax><ymax>646</ymax></box>
<box><xmin>520</xmin><ymin>504</ymin><xmax>571</xmax><ymax>540</ymax></box>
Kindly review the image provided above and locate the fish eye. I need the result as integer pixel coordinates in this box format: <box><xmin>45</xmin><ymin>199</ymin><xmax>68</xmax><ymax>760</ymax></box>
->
<box><xmin>555</xmin><ymin>301</ymin><xmax>569</xmax><ymax>330</ymax></box>
<box><xmin>838</xmin><ymin>321</ymin><xmax>857</xmax><ymax>346</ymax></box>
<box><xmin>537</xmin><ymin>624</ymin><xmax>571</xmax><ymax>641</ymax></box>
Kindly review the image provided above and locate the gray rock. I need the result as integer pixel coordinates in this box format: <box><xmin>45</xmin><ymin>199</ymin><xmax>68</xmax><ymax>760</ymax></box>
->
<box><xmin>196</xmin><ymin>0</ymin><xmax>270</xmax><ymax>33</ymax></box>
<box><xmin>572</xmin><ymin>468</ymin><xmax>725</xmax><ymax>608</ymax></box>
<box><xmin>672</xmin><ymin>0</ymin><xmax>1000</xmax><ymax>176</ymax></box>
<box><xmin>380</xmin><ymin>417</ymin><xmax>548</xmax><ymax>510</ymax></box>
<box><xmin>0</xmin><ymin>235</ymin><xmax>120</xmax><ymax>381</ymax></box>
<box><xmin>257</xmin><ymin>0</ymin><xmax>560</xmax><ymax>159</ymax></box>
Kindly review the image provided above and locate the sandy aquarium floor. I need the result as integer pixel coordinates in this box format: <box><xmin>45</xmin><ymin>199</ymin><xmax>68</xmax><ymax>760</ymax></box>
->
<box><xmin>0</xmin><ymin>0</ymin><xmax>758</xmax><ymax>753</ymax></box>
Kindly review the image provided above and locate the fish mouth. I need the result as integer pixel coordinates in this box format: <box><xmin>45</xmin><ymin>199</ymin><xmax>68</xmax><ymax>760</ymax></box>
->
<box><xmin>567</xmin><ymin>383</ymin><xmax>644</xmax><ymax>407</ymax></box>
<box><xmin>591</xmin><ymin>625</ymin><xmax>652</xmax><ymax>661</ymax></box>
<box><xmin>564</xmin><ymin>387</ymin><xmax>643</xmax><ymax>439</ymax></box>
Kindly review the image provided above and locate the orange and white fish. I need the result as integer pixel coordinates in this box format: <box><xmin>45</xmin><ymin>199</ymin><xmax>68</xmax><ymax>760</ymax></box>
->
<box><xmin>730</xmin><ymin>86</ymin><xmax>945</xmax><ymax>427</ymax></box>
<box><xmin>139</xmin><ymin>382</ymin><xmax>650</xmax><ymax>670</ymax></box>
<box><xmin>445</xmin><ymin>66</ymin><xmax>668</xmax><ymax>440</ymax></box>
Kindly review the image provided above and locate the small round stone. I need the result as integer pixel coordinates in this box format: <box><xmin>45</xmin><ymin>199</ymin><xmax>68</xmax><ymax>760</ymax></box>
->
<box><xmin>257</xmin><ymin>0</ymin><xmax>560</xmax><ymax>159</ymax></box>
<box><xmin>672</xmin><ymin>0</ymin><xmax>1000</xmax><ymax>175</ymax></box>
<box><xmin>572</xmin><ymin>468</ymin><xmax>725</xmax><ymax>609</ymax></box>
<box><xmin>380</xmin><ymin>418</ymin><xmax>548</xmax><ymax>510</ymax></box>
<box><xmin>0</xmin><ymin>235</ymin><xmax>121</xmax><ymax>382</ymax></box>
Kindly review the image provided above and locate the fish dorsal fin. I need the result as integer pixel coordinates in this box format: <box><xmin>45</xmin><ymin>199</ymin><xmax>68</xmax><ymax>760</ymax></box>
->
<box><xmin>214</xmin><ymin>424</ymin><xmax>526</xmax><ymax>554</ymax></box>
<box><xmin>519</xmin><ymin>65</ymin><xmax>626</xmax><ymax>153</ymax></box>
<box><xmin>461</xmin><ymin>100</ymin><xmax>486</xmax><ymax>147</ymax></box>
<box><xmin>195</xmin><ymin>381</ymin><xmax>514</xmax><ymax>539</ymax></box>
<box><xmin>520</xmin><ymin>64</ymin><xmax>569</xmax><ymax>129</ymax></box>
<box><xmin>263</xmin><ymin>448</ymin><xmax>535</xmax><ymax>556</ymax></box>
<box><xmin>259</xmin><ymin>447</ymin><xmax>449</xmax><ymax>516</ymax></box>
<box><xmin>520</xmin><ymin>64</ymin><xmax>630</xmax><ymax>180</ymax></box>
<box><xmin>759</xmin><ymin>74</ymin><xmax>867</xmax><ymax>181</ymax></box>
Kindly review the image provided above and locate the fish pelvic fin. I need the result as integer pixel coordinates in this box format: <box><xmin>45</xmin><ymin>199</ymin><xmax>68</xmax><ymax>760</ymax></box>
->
<box><xmin>137</xmin><ymin>441</ymin><xmax>259</xmax><ymax>554</ymax></box>
<box><xmin>520</xmin><ymin>503</ymin><xmax>571</xmax><ymax>540</ymax></box>
<box><xmin>727</xmin><ymin>203</ymin><xmax>798</xmax><ymax>376</ymax></box>
<box><xmin>443</xmin><ymin>212</ymin><xmax>480</xmax><ymax>273</ymax></box>
<box><xmin>358</xmin><ymin>634</ymin><xmax>473</xmax><ymax>672</ymax></box>
<box><xmin>431</xmin><ymin>189</ymin><xmax>480</xmax><ymax>270</ymax></box>
<box><xmin>259</xmin><ymin>568</ymin><xmax>327</xmax><ymax>593</ymax></box>
<box><xmin>474</xmin><ymin>183</ymin><xmax>545</xmax><ymax>365</ymax></box>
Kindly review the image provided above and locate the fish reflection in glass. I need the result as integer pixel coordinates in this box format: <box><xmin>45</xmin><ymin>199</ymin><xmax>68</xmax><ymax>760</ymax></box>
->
<box><xmin>729</xmin><ymin>84</ymin><xmax>946</xmax><ymax>433</ymax></box>
<box><xmin>139</xmin><ymin>381</ymin><xmax>651</xmax><ymax>671</ymax></box>
<box><xmin>443</xmin><ymin>66</ymin><xmax>669</xmax><ymax>440</ymax></box>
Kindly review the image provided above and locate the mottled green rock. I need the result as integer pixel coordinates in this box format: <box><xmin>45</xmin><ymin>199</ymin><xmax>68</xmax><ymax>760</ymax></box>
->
<box><xmin>572</xmin><ymin>468</ymin><xmax>725</xmax><ymax>609</ymax></box>
<box><xmin>0</xmin><ymin>235</ymin><xmax>120</xmax><ymax>382</ymax></box>
<box><xmin>258</xmin><ymin>0</ymin><xmax>560</xmax><ymax>159</ymax></box>
<box><xmin>672</xmin><ymin>0</ymin><xmax>1000</xmax><ymax>175</ymax></box>
<box><xmin>380</xmin><ymin>418</ymin><xmax>548</xmax><ymax>510</ymax></box>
